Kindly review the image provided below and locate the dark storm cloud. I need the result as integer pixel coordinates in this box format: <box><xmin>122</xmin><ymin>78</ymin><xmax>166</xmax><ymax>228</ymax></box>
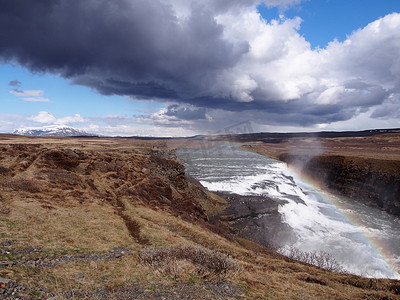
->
<box><xmin>141</xmin><ymin>99</ymin><xmax>357</xmax><ymax>133</ymax></box>
<box><xmin>176</xmin><ymin>93</ymin><xmax>361</xmax><ymax>126</ymax></box>
<box><xmin>0</xmin><ymin>0</ymin><xmax>247</xmax><ymax>100</ymax></box>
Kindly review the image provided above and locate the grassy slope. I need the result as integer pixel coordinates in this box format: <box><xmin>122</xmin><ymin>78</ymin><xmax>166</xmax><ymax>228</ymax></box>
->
<box><xmin>0</xmin><ymin>135</ymin><xmax>399</xmax><ymax>299</ymax></box>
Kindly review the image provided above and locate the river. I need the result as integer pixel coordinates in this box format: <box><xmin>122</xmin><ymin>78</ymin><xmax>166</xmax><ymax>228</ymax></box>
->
<box><xmin>177</xmin><ymin>145</ymin><xmax>400</xmax><ymax>279</ymax></box>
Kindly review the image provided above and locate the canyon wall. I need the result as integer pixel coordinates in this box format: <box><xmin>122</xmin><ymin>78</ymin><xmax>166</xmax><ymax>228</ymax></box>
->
<box><xmin>279</xmin><ymin>154</ymin><xmax>400</xmax><ymax>216</ymax></box>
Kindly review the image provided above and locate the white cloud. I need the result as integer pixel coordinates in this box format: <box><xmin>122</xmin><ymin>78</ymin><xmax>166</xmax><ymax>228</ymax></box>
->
<box><xmin>206</xmin><ymin>10</ymin><xmax>400</xmax><ymax>131</ymax></box>
<box><xmin>10</xmin><ymin>89</ymin><xmax>44</xmax><ymax>97</ymax></box>
<box><xmin>27</xmin><ymin>111</ymin><xmax>85</xmax><ymax>125</ymax></box>
<box><xmin>134</xmin><ymin>108</ymin><xmax>192</xmax><ymax>127</ymax></box>
<box><xmin>81</xmin><ymin>123</ymin><xmax>196</xmax><ymax>137</ymax></box>
<box><xmin>264</xmin><ymin>0</ymin><xmax>309</xmax><ymax>10</ymax></box>
<box><xmin>28</xmin><ymin>111</ymin><xmax>56</xmax><ymax>124</ymax></box>
<box><xmin>3</xmin><ymin>109</ymin><xmax>195</xmax><ymax>137</ymax></box>
<box><xmin>316</xmin><ymin>86</ymin><xmax>345</xmax><ymax>105</ymax></box>
<box><xmin>322</xmin><ymin>13</ymin><xmax>400</xmax><ymax>88</ymax></box>
<box><xmin>22</xmin><ymin>97</ymin><xmax>50</xmax><ymax>102</ymax></box>
<box><xmin>215</xmin><ymin>10</ymin><xmax>320</xmax><ymax>102</ymax></box>
<box><xmin>56</xmin><ymin>114</ymin><xmax>85</xmax><ymax>124</ymax></box>
<box><xmin>10</xmin><ymin>89</ymin><xmax>51</xmax><ymax>102</ymax></box>
<box><xmin>232</xmin><ymin>75</ymin><xmax>258</xmax><ymax>102</ymax></box>
<box><xmin>0</xmin><ymin>114</ymin><xmax>26</xmax><ymax>133</ymax></box>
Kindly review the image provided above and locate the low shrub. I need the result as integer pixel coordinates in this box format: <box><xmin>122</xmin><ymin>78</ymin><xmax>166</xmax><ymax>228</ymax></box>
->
<box><xmin>42</xmin><ymin>149</ymin><xmax>79</xmax><ymax>170</ymax></box>
<box><xmin>0</xmin><ymin>166</ymin><xmax>11</xmax><ymax>175</ymax></box>
<box><xmin>44</xmin><ymin>168</ymin><xmax>83</xmax><ymax>186</ymax></box>
<box><xmin>140</xmin><ymin>245</ymin><xmax>242</xmax><ymax>279</ymax></box>
<box><xmin>1</xmin><ymin>177</ymin><xmax>40</xmax><ymax>193</ymax></box>
<box><xmin>279</xmin><ymin>246</ymin><xmax>345</xmax><ymax>273</ymax></box>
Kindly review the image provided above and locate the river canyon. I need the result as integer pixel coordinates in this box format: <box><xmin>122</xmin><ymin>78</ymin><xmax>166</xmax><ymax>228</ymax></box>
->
<box><xmin>177</xmin><ymin>145</ymin><xmax>400</xmax><ymax>279</ymax></box>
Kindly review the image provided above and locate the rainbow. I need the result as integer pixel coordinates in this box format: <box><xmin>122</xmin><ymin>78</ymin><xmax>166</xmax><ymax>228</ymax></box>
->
<box><xmin>288</xmin><ymin>165</ymin><xmax>400</xmax><ymax>279</ymax></box>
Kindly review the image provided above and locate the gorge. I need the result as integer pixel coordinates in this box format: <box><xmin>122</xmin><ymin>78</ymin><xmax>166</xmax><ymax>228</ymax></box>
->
<box><xmin>177</xmin><ymin>144</ymin><xmax>400</xmax><ymax>279</ymax></box>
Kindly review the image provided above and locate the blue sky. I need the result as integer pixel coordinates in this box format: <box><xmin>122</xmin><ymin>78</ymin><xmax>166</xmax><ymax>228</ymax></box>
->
<box><xmin>258</xmin><ymin>0</ymin><xmax>400</xmax><ymax>48</ymax></box>
<box><xmin>1</xmin><ymin>0</ymin><xmax>399</xmax><ymax>136</ymax></box>
<box><xmin>0</xmin><ymin>64</ymin><xmax>163</xmax><ymax>117</ymax></box>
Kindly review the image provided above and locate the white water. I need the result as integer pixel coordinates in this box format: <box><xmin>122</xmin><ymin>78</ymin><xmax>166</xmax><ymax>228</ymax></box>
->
<box><xmin>177</xmin><ymin>145</ymin><xmax>400</xmax><ymax>279</ymax></box>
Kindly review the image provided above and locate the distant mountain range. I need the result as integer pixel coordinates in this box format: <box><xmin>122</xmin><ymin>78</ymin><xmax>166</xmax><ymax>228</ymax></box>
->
<box><xmin>11</xmin><ymin>125</ymin><xmax>94</xmax><ymax>137</ymax></box>
<box><xmin>10</xmin><ymin>126</ymin><xmax>400</xmax><ymax>139</ymax></box>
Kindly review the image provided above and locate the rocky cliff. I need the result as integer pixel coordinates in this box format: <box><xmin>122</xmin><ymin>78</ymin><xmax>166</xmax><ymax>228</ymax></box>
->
<box><xmin>279</xmin><ymin>153</ymin><xmax>400</xmax><ymax>216</ymax></box>
<box><xmin>215</xmin><ymin>192</ymin><xmax>295</xmax><ymax>249</ymax></box>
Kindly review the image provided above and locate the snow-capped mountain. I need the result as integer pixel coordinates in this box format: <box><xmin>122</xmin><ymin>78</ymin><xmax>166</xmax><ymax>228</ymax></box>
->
<box><xmin>11</xmin><ymin>125</ymin><xmax>93</xmax><ymax>137</ymax></box>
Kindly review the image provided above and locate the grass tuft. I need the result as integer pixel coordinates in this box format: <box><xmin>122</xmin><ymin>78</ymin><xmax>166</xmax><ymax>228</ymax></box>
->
<box><xmin>140</xmin><ymin>245</ymin><xmax>242</xmax><ymax>280</ymax></box>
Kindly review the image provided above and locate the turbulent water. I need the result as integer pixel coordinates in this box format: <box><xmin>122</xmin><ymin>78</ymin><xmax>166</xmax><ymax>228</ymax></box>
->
<box><xmin>177</xmin><ymin>145</ymin><xmax>400</xmax><ymax>279</ymax></box>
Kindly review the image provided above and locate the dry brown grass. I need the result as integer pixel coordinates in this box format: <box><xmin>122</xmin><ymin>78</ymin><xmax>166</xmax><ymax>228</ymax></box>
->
<box><xmin>140</xmin><ymin>245</ymin><xmax>242</xmax><ymax>280</ymax></box>
<box><xmin>0</xmin><ymin>199</ymin><xmax>133</xmax><ymax>253</ymax></box>
<box><xmin>9</xmin><ymin>255</ymin><xmax>150</xmax><ymax>296</ymax></box>
<box><xmin>132</xmin><ymin>205</ymin><xmax>244</xmax><ymax>256</ymax></box>
<box><xmin>242</xmin><ymin>133</ymin><xmax>400</xmax><ymax>161</ymax></box>
<box><xmin>0</xmin><ymin>135</ymin><xmax>399</xmax><ymax>299</ymax></box>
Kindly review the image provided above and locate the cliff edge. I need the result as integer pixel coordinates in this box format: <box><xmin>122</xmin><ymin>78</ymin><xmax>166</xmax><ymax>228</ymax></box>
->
<box><xmin>279</xmin><ymin>154</ymin><xmax>400</xmax><ymax>216</ymax></box>
<box><xmin>243</xmin><ymin>133</ymin><xmax>400</xmax><ymax>217</ymax></box>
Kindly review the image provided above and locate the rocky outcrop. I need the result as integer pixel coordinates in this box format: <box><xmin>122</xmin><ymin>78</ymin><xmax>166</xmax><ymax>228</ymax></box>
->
<box><xmin>279</xmin><ymin>154</ymin><xmax>400</xmax><ymax>216</ymax></box>
<box><xmin>216</xmin><ymin>193</ymin><xmax>295</xmax><ymax>248</ymax></box>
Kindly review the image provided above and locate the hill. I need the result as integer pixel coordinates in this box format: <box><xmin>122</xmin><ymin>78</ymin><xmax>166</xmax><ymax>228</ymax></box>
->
<box><xmin>11</xmin><ymin>125</ymin><xmax>93</xmax><ymax>137</ymax></box>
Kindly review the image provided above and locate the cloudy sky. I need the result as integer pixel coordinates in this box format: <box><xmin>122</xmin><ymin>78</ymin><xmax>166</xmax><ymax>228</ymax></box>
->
<box><xmin>1</xmin><ymin>0</ymin><xmax>399</xmax><ymax>136</ymax></box>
